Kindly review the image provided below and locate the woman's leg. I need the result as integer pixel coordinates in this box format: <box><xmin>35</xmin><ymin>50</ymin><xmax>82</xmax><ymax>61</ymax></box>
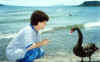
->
<box><xmin>36</xmin><ymin>48</ymin><xmax>45</xmax><ymax>59</ymax></box>
<box><xmin>16</xmin><ymin>48</ymin><xmax>39</xmax><ymax>62</ymax></box>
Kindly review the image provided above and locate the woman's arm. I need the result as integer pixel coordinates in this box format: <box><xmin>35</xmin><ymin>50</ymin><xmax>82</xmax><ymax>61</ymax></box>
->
<box><xmin>27</xmin><ymin>39</ymin><xmax>48</xmax><ymax>50</ymax></box>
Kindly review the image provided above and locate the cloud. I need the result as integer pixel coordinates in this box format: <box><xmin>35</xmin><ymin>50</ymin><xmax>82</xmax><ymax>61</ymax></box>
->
<box><xmin>0</xmin><ymin>0</ymin><xmax>87</xmax><ymax>6</ymax></box>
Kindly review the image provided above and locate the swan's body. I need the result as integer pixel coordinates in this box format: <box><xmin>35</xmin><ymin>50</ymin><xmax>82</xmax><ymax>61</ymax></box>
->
<box><xmin>70</xmin><ymin>27</ymin><xmax>98</xmax><ymax>62</ymax></box>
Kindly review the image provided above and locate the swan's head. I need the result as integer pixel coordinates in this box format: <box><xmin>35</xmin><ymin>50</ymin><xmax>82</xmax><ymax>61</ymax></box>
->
<box><xmin>70</xmin><ymin>27</ymin><xmax>79</xmax><ymax>34</ymax></box>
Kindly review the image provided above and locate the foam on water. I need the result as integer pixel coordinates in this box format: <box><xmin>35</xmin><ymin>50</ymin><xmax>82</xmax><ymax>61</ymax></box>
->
<box><xmin>0</xmin><ymin>33</ymin><xmax>16</xmax><ymax>39</ymax></box>
<box><xmin>84</xmin><ymin>21</ymin><xmax>100</xmax><ymax>30</ymax></box>
<box><xmin>35</xmin><ymin>51</ymin><xmax>100</xmax><ymax>62</ymax></box>
<box><xmin>0</xmin><ymin>24</ymin><xmax>84</xmax><ymax>39</ymax></box>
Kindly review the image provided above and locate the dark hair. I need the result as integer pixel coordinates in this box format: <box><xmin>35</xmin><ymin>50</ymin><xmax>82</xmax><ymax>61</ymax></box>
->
<box><xmin>31</xmin><ymin>10</ymin><xmax>49</xmax><ymax>26</ymax></box>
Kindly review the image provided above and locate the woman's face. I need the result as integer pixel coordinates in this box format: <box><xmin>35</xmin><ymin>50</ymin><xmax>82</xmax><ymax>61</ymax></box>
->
<box><xmin>38</xmin><ymin>21</ymin><xmax>47</xmax><ymax>30</ymax></box>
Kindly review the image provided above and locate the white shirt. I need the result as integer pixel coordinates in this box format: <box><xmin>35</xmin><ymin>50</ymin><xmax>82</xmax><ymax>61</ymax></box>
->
<box><xmin>6</xmin><ymin>25</ymin><xmax>41</xmax><ymax>60</ymax></box>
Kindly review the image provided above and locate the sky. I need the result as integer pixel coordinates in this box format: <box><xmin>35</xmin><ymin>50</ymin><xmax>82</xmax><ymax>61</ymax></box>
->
<box><xmin>0</xmin><ymin>0</ymin><xmax>99</xmax><ymax>6</ymax></box>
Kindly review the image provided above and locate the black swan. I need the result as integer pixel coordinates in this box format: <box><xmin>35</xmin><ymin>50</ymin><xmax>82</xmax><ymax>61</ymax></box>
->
<box><xmin>70</xmin><ymin>27</ymin><xmax>99</xmax><ymax>62</ymax></box>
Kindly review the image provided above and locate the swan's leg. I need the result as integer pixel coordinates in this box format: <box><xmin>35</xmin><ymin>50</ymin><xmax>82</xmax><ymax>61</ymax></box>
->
<box><xmin>89</xmin><ymin>57</ymin><xmax>91</xmax><ymax>62</ymax></box>
<box><xmin>81</xmin><ymin>58</ymin><xmax>83</xmax><ymax>62</ymax></box>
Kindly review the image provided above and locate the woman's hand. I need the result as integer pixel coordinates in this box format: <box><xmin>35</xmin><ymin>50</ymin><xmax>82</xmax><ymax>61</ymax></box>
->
<box><xmin>41</xmin><ymin>39</ymin><xmax>48</xmax><ymax>45</ymax></box>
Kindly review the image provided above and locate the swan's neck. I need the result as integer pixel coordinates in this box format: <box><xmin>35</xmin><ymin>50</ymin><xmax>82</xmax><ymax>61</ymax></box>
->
<box><xmin>76</xmin><ymin>29</ymin><xmax>83</xmax><ymax>46</ymax></box>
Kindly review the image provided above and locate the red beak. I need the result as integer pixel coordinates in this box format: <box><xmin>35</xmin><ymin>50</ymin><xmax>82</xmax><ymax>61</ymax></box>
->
<box><xmin>70</xmin><ymin>30</ymin><xmax>73</xmax><ymax>34</ymax></box>
<box><xmin>70</xmin><ymin>30</ymin><xmax>73</xmax><ymax>35</ymax></box>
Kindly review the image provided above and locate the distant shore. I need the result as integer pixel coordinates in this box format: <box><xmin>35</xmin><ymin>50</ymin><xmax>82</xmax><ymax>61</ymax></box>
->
<box><xmin>0</xmin><ymin>4</ymin><xmax>4</xmax><ymax>6</ymax></box>
<box><xmin>79</xmin><ymin>1</ymin><xmax>100</xmax><ymax>6</ymax></box>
